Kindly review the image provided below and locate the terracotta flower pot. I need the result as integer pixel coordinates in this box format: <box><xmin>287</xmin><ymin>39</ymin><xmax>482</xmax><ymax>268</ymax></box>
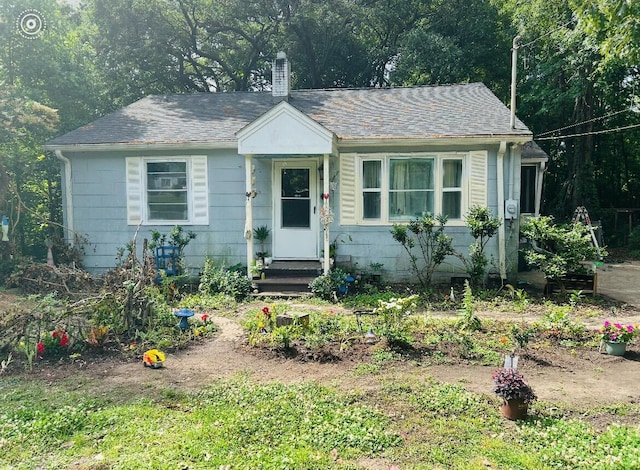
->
<box><xmin>500</xmin><ymin>399</ymin><xmax>529</xmax><ymax>420</ymax></box>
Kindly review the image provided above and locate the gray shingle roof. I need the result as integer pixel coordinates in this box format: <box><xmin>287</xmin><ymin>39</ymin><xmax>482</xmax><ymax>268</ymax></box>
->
<box><xmin>46</xmin><ymin>83</ymin><xmax>532</xmax><ymax>148</ymax></box>
<box><xmin>522</xmin><ymin>141</ymin><xmax>549</xmax><ymax>160</ymax></box>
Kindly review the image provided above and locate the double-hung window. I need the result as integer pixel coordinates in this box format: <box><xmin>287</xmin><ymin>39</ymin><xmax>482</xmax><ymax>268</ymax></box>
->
<box><xmin>126</xmin><ymin>156</ymin><xmax>209</xmax><ymax>225</ymax></box>
<box><xmin>358</xmin><ymin>154</ymin><xmax>466</xmax><ymax>224</ymax></box>
<box><xmin>441</xmin><ymin>159</ymin><xmax>463</xmax><ymax>219</ymax></box>
<box><xmin>362</xmin><ymin>160</ymin><xmax>382</xmax><ymax>220</ymax></box>
<box><xmin>146</xmin><ymin>161</ymin><xmax>188</xmax><ymax>221</ymax></box>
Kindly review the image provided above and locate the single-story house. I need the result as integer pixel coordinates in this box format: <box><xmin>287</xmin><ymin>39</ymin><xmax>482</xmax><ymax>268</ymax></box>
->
<box><xmin>45</xmin><ymin>53</ymin><xmax>546</xmax><ymax>284</ymax></box>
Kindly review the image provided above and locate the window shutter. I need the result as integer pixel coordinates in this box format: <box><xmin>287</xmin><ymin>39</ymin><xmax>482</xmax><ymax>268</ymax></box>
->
<box><xmin>468</xmin><ymin>150</ymin><xmax>488</xmax><ymax>207</ymax></box>
<box><xmin>340</xmin><ymin>153</ymin><xmax>357</xmax><ymax>225</ymax></box>
<box><xmin>191</xmin><ymin>155</ymin><xmax>209</xmax><ymax>225</ymax></box>
<box><xmin>126</xmin><ymin>157</ymin><xmax>143</xmax><ymax>225</ymax></box>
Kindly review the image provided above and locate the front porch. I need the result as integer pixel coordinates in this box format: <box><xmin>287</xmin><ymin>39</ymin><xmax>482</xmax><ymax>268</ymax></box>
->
<box><xmin>236</xmin><ymin>100</ymin><xmax>338</xmax><ymax>282</ymax></box>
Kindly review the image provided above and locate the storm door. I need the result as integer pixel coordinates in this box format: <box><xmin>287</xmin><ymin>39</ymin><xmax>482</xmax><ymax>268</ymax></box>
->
<box><xmin>273</xmin><ymin>161</ymin><xmax>318</xmax><ymax>259</ymax></box>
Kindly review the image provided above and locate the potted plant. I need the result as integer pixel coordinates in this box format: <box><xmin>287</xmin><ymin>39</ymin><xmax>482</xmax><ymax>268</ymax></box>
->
<box><xmin>253</xmin><ymin>225</ymin><xmax>271</xmax><ymax>263</ymax></box>
<box><xmin>599</xmin><ymin>321</ymin><xmax>637</xmax><ymax>356</ymax></box>
<box><xmin>492</xmin><ymin>368</ymin><xmax>537</xmax><ymax>420</ymax></box>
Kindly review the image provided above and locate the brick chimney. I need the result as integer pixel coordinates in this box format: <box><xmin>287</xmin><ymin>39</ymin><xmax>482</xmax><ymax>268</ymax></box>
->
<box><xmin>272</xmin><ymin>51</ymin><xmax>290</xmax><ymax>99</ymax></box>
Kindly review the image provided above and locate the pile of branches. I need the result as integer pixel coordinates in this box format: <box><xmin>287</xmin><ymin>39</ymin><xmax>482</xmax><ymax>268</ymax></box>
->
<box><xmin>1</xmin><ymin>238</ymin><xmax>162</xmax><ymax>355</ymax></box>
<box><xmin>6</xmin><ymin>261</ymin><xmax>98</xmax><ymax>299</ymax></box>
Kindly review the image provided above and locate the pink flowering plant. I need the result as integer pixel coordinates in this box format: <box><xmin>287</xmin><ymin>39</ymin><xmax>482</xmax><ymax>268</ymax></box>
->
<box><xmin>599</xmin><ymin>321</ymin><xmax>637</xmax><ymax>343</ymax></box>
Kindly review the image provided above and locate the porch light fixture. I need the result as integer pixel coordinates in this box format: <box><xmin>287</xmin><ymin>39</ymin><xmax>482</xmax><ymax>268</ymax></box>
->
<box><xmin>1</xmin><ymin>215</ymin><xmax>8</xmax><ymax>242</ymax></box>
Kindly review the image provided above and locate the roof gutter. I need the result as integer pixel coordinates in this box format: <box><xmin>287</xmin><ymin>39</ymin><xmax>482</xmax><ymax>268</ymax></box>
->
<box><xmin>44</xmin><ymin>141</ymin><xmax>239</xmax><ymax>153</ymax></box>
<box><xmin>338</xmin><ymin>135</ymin><xmax>532</xmax><ymax>148</ymax></box>
<box><xmin>54</xmin><ymin>150</ymin><xmax>74</xmax><ymax>246</ymax></box>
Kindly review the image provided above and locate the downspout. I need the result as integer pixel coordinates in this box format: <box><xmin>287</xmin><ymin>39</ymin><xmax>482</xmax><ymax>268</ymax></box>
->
<box><xmin>509</xmin><ymin>144</ymin><xmax>516</xmax><ymax>202</ymax></box>
<box><xmin>54</xmin><ymin>150</ymin><xmax>74</xmax><ymax>247</ymax></box>
<box><xmin>497</xmin><ymin>142</ymin><xmax>507</xmax><ymax>280</ymax></box>
<box><xmin>322</xmin><ymin>154</ymin><xmax>330</xmax><ymax>274</ymax></box>
<box><xmin>244</xmin><ymin>154</ymin><xmax>254</xmax><ymax>280</ymax></box>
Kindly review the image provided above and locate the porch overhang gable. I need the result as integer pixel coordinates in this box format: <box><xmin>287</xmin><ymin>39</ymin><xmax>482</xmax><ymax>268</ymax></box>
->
<box><xmin>236</xmin><ymin>101</ymin><xmax>336</xmax><ymax>155</ymax></box>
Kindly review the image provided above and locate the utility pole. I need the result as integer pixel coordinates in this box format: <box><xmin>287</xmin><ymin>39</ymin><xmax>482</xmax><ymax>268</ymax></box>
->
<box><xmin>510</xmin><ymin>36</ymin><xmax>520</xmax><ymax>129</ymax></box>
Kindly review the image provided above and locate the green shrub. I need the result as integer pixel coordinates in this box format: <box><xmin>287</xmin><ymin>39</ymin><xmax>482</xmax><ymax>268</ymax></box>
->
<box><xmin>310</xmin><ymin>268</ymin><xmax>348</xmax><ymax>301</ymax></box>
<box><xmin>520</xmin><ymin>216</ymin><xmax>606</xmax><ymax>280</ymax></box>
<box><xmin>199</xmin><ymin>258</ymin><xmax>252</xmax><ymax>301</ymax></box>
<box><xmin>391</xmin><ymin>214</ymin><xmax>454</xmax><ymax>289</ymax></box>
<box><xmin>457</xmin><ymin>206</ymin><xmax>501</xmax><ymax>288</ymax></box>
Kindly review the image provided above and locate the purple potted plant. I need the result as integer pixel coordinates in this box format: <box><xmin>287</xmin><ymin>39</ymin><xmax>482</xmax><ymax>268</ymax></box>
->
<box><xmin>492</xmin><ymin>368</ymin><xmax>537</xmax><ymax>420</ymax></box>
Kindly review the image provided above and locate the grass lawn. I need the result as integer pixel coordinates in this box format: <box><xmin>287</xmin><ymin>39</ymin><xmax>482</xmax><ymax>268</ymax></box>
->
<box><xmin>2</xmin><ymin>362</ymin><xmax>640</xmax><ymax>469</ymax></box>
<box><xmin>2</xmin><ymin>289</ymin><xmax>640</xmax><ymax>469</ymax></box>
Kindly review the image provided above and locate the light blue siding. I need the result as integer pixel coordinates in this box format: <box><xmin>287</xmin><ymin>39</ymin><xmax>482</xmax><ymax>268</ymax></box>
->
<box><xmin>66</xmin><ymin>143</ymin><xmax>519</xmax><ymax>282</ymax></box>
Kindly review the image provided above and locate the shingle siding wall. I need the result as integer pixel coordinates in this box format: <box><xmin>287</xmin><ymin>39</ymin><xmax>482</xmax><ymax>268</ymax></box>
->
<box><xmin>69</xmin><ymin>144</ymin><xmax>515</xmax><ymax>283</ymax></box>
<box><xmin>70</xmin><ymin>149</ymin><xmax>249</xmax><ymax>274</ymax></box>
<box><xmin>328</xmin><ymin>145</ymin><xmax>502</xmax><ymax>282</ymax></box>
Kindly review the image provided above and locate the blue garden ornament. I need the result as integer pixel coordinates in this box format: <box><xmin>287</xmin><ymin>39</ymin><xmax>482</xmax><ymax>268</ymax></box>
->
<box><xmin>174</xmin><ymin>308</ymin><xmax>195</xmax><ymax>330</ymax></box>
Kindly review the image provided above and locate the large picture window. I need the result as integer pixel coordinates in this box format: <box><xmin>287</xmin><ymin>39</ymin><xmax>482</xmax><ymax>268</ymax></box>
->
<box><xmin>389</xmin><ymin>158</ymin><xmax>434</xmax><ymax>220</ymax></box>
<box><xmin>359</xmin><ymin>154</ymin><xmax>465</xmax><ymax>223</ymax></box>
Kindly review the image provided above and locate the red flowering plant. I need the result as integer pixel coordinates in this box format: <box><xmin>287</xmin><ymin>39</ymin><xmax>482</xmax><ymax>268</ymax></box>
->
<box><xmin>244</xmin><ymin>305</ymin><xmax>278</xmax><ymax>345</ymax></box>
<box><xmin>492</xmin><ymin>368</ymin><xmax>537</xmax><ymax>404</ymax></box>
<box><xmin>38</xmin><ymin>329</ymin><xmax>70</xmax><ymax>357</ymax></box>
<box><xmin>259</xmin><ymin>306</ymin><xmax>276</xmax><ymax>331</ymax></box>
<box><xmin>193</xmin><ymin>313</ymin><xmax>217</xmax><ymax>338</ymax></box>
<box><xmin>599</xmin><ymin>321</ymin><xmax>637</xmax><ymax>343</ymax></box>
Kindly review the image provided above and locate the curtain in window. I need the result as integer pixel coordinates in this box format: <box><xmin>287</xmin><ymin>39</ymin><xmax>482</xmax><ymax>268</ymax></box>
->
<box><xmin>390</xmin><ymin>158</ymin><xmax>433</xmax><ymax>220</ymax></box>
<box><xmin>442</xmin><ymin>159</ymin><xmax>462</xmax><ymax>218</ymax></box>
<box><xmin>363</xmin><ymin>160</ymin><xmax>381</xmax><ymax>219</ymax></box>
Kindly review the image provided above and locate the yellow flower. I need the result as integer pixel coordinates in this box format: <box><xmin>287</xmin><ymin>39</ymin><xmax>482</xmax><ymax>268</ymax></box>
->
<box><xmin>19</xmin><ymin>341</ymin><xmax>25</xmax><ymax>348</ymax></box>
<box><xmin>258</xmin><ymin>321</ymin><xmax>265</xmax><ymax>329</ymax></box>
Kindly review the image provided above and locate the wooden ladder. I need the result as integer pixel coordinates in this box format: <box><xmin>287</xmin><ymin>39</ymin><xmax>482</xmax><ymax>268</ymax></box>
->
<box><xmin>572</xmin><ymin>206</ymin><xmax>602</xmax><ymax>259</ymax></box>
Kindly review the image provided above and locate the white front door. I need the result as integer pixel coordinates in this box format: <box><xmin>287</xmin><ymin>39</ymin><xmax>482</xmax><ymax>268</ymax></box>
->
<box><xmin>273</xmin><ymin>161</ymin><xmax>318</xmax><ymax>259</ymax></box>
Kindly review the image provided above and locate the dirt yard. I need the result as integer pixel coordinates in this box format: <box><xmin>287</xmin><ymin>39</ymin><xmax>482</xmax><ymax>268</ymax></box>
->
<box><xmin>2</xmin><ymin>261</ymin><xmax>640</xmax><ymax>410</ymax></box>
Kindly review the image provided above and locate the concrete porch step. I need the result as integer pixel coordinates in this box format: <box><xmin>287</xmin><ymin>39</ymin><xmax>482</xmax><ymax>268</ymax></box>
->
<box><xmin>253</xmin><ymin>260</ymin><xmax>321</xmax><ymax>295</ymax></box>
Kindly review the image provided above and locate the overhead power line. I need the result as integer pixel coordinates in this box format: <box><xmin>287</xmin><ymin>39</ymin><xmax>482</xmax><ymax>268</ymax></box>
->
<box><xmin>536</xmin><ymin>122</ymin><xmax>640</xmax><ymax>141</ymax></box>
<box><xmin>519</xmin><ymin>20</ymin><xmax>575</xmax><ymax>49</ymax></box>
<box><xmin>537</xmin><ymin>109</ymin><xmax>634</xmax><ymax>137</ymax></box>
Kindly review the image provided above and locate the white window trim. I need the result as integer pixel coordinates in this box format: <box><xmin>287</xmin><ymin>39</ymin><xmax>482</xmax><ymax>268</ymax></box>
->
<box><xmin>126</xmin><ymin>155</ymin><xmax>209</xmax><ymax>226</ymax></box>
<box><xmin>356</xmin><ymin>152</ymin><xmax>468</xmax><ymax>226</ymax></box>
